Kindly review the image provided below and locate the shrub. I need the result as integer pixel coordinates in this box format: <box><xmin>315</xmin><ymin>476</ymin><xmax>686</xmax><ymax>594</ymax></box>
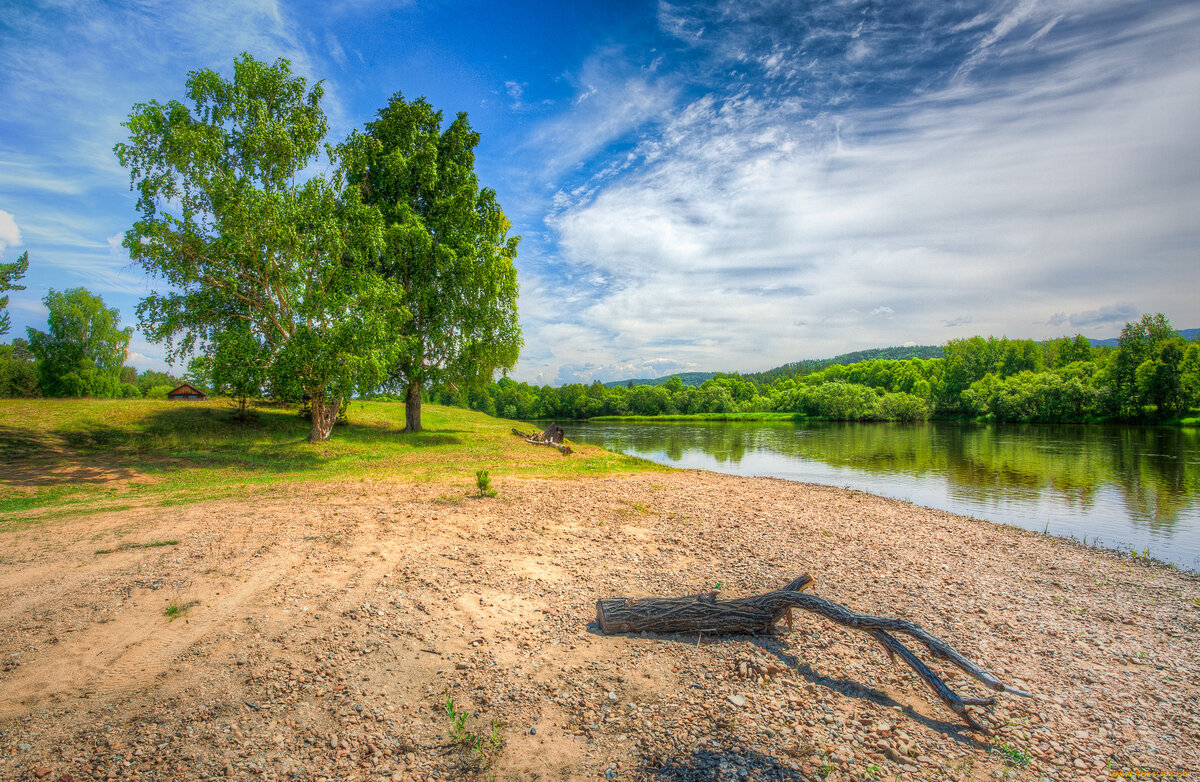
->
<box><xmin>877</xmin><ymin>392</ymin><xmax>930</xmax><ymax>422</ymax></box>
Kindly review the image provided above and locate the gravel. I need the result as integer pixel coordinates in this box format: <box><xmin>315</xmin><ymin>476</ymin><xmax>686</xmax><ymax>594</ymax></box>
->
<box><xmin>0</xmin><ymin>470</ymin><xmax>1197</xmax><ymax>781</ymax></box>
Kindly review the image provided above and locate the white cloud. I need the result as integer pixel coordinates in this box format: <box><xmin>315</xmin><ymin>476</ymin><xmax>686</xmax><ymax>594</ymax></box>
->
<box><xmin>512</xmin><ymin>0</ymin><xmax>1200</xmax><ymax>383</ymax></box>
<box><xmin>326</xmin><ymin>33</ymin><xmax>348</xmax><ymax>69</ymax></box>
<box><xmin>522</xmin><ymin>48</ymin><xmax>679</xmax><ymax>180</ymax></box>
<box><xmin>1047</xmin><ymin>303</ymin><xmax>1140</xmax><ymax>329</ymax></box>
<box><xmin>955</xmin><ymin>0</ymin><xmax>1040</xmax><ymax>81</ymax></box>
<box><xmin>8</xmin><ymin>297</ymin><xmax>47</xmax><ymax>317</ymax></box>
<box><xmin>0</xmin><ymin>210</ymin><xmax>20</xmax><ymax>251</ymax></box>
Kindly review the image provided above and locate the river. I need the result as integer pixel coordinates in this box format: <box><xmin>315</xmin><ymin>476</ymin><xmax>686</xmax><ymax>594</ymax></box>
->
<box><xmin>570</xmin><ymin>420</ymin><xmax>1200</xmax><ymax>572</ymax></box>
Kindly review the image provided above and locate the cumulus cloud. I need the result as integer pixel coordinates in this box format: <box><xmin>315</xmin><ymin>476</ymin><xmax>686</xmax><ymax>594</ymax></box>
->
<box><xmin>0</xmin><ymin>210</ymin><xmax>20</xmax><ymax>252</ymax></box>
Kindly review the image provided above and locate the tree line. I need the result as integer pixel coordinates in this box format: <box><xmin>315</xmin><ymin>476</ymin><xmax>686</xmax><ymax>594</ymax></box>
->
<box><xmin>427</xmin><ymin>314</ymin><xmax>1199</xmax><ymax>424</ymax></box>
<box><xmin>0</xmin><ymin>285</ymin><xmax>188</xmax><ymax>399</ymax></box>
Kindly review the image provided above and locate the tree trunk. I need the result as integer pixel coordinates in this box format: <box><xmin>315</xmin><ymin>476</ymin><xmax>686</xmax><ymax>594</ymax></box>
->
<box><xmin>404</xmin><ymin>381</ymin><xmax>422</xmax><ymax>432</ymax></box>
<box><xmin>309</xmin><ymin>397</ymin><xmax>340</xmax><ymax>442</ymax></box>
<box><xmin>595</xmin><ymin>575</ymin><xmax>1031</xmax><ymax>730</ymax></box>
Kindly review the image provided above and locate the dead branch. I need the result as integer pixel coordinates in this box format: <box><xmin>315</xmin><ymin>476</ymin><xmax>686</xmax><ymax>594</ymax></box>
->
<box><xmin>595</xmin><ymin>574</ymin><xmax>1031</xmax><ymax>730</ymax></box>
<box><xmin>511</xmin><ymin>423</ymin><xmax>573</xmax><ymax>455</ymax></box>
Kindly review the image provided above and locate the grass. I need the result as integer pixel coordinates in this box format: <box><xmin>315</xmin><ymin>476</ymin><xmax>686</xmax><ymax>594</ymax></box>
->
<box><xmin>0</xmin><ymin>399</ymin><xmax>661</xmax><ymax>527</ymax></box>
<box><xmin>164</xmin><ymin>597</ymin><xmax>199</xmax><ymax>621</ymax></box>
<box><xmin>989</xmin><ymin>740</ymin><xmax>1031</xmax><ymax>768</ymax></box>
<box><xmin>94</xmin><ymin>539</ymin><xmax>179</xmax><ymax>555</ymax></box>
<box><xmin>444</xmin><ymin>695</ymin><xmax>504</xmax><ymax>776</ymax></box>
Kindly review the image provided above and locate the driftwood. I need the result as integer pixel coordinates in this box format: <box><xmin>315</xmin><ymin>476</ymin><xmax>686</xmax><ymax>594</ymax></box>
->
<box><xmin>595</xmin><ymin>574</ymin><xmax>1032</xmax><ymax>730</ymax></box>
<box><xmin>511</xmin><ymin>422</ymin><xmax>573</xmax><ymax>455</ymax></box>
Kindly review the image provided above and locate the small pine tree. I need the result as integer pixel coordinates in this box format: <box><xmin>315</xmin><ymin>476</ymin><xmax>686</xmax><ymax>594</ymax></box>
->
<box><xmin>475</xmin><ymin>470</ymin><xmax>497</xmax><ymax>498</ymax></box>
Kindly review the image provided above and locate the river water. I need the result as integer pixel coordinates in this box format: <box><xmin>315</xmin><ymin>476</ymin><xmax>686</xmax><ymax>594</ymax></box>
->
<box><xmin>570</xmin><ymin>420</ymin><xmax>1200</xmax><ymax>572</ymax></box>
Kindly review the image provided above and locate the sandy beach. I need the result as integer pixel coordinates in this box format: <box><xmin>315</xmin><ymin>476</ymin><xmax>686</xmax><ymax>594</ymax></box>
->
<box><xmin>1</xmin><ymin>470</ymin><xmax>1197</xmax><ymax>781</ymax></box>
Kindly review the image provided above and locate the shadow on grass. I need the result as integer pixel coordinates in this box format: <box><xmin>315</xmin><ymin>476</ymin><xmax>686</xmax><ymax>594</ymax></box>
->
<box><xmin>49</xmin><ymin>406</ymin><xmax>328</xmax><ymax>475</ymax></box>
<box><xmin>406</xmin><ymin>433</ymin><xmax>462</xmax><ymax>447</ymax></box>
<box><xmin>0</xmin><ymin>403</ymin><xmax>481</xmax><ymax>504</ymax></box>
<box><xmin>0</xmin><ymin>425</ymin><xmax>44</xmax><ymax>459</ymax></box>
<box><xmin>0</xmin><ymin>424</ymin><xmax>141</xmax><ymax>488</ymax></box>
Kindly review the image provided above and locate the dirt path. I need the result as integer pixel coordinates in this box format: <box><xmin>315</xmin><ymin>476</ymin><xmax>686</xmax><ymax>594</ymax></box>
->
<box><xmin>0</xmin><ymin>471</ymin><xmax>1197</xmax><ymax>781</ymax></box>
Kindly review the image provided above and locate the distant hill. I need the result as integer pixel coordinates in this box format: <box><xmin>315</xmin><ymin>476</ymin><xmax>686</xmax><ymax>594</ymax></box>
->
<box><xmin>745</xmin><ymin>345</ymin><xmax>945</xmax><ymax>385</ymax></box>
<box><xmin>602</xmin><ymin>371</ymin><xmax>717</xmax><ymax>389</ymax></box>
<box><xmin>602</xmin><ymin>345</ymin><xmax>944</xmax><ymax>388</ymax></box>
<box><xmin>1087</xmin><ymin>327</ymin><xmax>1199</xmax><ymax>348</ymax></box>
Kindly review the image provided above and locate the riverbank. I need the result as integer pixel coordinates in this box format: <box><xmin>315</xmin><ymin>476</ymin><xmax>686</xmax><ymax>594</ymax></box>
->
<box><xmin>588</xmin><ymin>412</ymin><xmax>801</xmax><ymax>422</ymax></box>
<box><xmin>2</xmin><ymin>468</ymin><xmax>1197</xmax><ymax>781</ymax></box>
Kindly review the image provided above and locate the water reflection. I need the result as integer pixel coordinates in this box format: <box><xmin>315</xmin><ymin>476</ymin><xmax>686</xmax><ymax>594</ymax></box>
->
<box><xmin>572</xmin><ymin>421</ymin><xmax>1200</xmax><ymax>570</ymax></box>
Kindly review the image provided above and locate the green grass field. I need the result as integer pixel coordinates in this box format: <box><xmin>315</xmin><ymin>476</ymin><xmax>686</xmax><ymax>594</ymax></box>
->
<box><xmin>0</xmin><ymin>399</ymin><xmax>659</xmax><ymax>527</ymax></box>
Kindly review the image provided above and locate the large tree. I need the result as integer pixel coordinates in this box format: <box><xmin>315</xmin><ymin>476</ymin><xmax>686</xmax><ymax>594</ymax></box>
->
<box><xmin>115</xmin><ymin>54</ymin><xmax>408</xmax><ymax>441</ymax></box>
<box><xmin>1110</xmin><ymin>313</ymin><xmax>1178</xmax><ymax>418</ymax></box>
<box><xmin>342</xmin><ymin>93</ymin><xmax>521</xmax><ymax>432</ymax></box>
<box><xmin>1</xmin><ymin>251</ymin><xmax>28</xmax><ymax>336</ymax></box>
<box><xmin>27</xmin><ymin>287</ymin><xmax>131</xmax><ymax>397</ymax></box>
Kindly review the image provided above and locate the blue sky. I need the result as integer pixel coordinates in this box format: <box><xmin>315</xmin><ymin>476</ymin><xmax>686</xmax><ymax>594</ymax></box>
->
<box><xmin>1</xmin><ymin>0</ymin><xmax>1198</xmax><ymax>385</ymax></box>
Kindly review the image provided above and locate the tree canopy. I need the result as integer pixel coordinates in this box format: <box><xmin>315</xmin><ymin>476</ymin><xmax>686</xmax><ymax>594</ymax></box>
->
<box><xmin>342</xmin><ymin>93</ymin><xmax>521</xmax><ymax>432</ymax></box>
<box><xmin>1</xmin><ymin>251</ymin><xmax>28</xmax><ymax>336</ymax></box>
<box><xmin>27</xmin><ymin>287</ymin><xmax>132</xmax><ymax>397</ymax></box>
<box><xmin>114</xmin><ymin>53</ymin><xmax>409</xmax><ymax>440</ymax></box>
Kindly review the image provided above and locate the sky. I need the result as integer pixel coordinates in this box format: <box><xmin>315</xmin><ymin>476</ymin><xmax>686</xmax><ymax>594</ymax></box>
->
<box><xmin>1</xmin><ymin>0</ymin><xmax>1198</xmax><ymax>386</ymax></box>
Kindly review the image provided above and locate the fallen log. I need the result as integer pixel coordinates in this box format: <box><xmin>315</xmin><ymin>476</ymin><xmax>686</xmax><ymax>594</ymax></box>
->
<box><xmin>595</xmin><ymin>574</ymin><xmax>1031</xmax><ymax>730</ymax></box>
<box><xmin>511</xmin><ymin>424</ymin><xmax>573</xmax><ymax>455</ymax></box>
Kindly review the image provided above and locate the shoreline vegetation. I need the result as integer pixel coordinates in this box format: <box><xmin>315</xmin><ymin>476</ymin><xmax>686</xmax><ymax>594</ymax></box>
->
<box><xmin>1</xmin><ymin>400</ymin><xmax>1197</xmax><ymax>779</ymax></box>
<box><xmin>423</xmin><ymin>314</ymin><xmax>1200</xmax><ymax>428</ymax></box>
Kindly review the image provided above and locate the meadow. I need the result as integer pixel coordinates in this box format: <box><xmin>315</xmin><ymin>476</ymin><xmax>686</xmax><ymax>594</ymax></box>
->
<box><xmin>0</xmin><ymin>398</ymin><xmax>657</xmax><ymax>528</ymax></box>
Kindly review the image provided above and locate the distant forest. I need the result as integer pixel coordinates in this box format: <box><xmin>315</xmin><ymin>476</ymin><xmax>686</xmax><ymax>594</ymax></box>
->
<box><xmin>422</xmin><ymin>314</ymin><xmax>1200</xmax><ymax>424</ymax></box>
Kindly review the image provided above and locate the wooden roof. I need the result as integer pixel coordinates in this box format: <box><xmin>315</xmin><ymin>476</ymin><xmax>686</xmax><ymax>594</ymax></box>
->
<box><xmin>166</xmin><ymin>383</ymin><xmax>207</xmax><ymax>398</ymax></box>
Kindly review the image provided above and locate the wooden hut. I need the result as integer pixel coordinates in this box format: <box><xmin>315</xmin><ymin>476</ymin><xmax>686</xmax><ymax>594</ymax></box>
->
<box><xmin>166</xmin><ymin>383</ymin><xmax>207</xmax><ymax>401</ymax></box>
